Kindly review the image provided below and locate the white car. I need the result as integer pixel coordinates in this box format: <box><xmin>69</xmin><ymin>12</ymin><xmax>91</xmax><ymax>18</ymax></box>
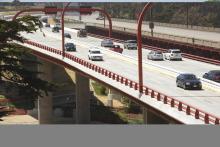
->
<box><xmin>147</xmin><ymin>51</ymin><xmax>164</xmax><ymax>60</ymax></box>
<box><xmin>88</xmin><ymin>47</ymin><xmax>104</xmax><ymax>61</ymax></box>
<box><xmin>164</xmin><ymin>49</ymin><xmax>182</xmax><ymax>60</ymax></box>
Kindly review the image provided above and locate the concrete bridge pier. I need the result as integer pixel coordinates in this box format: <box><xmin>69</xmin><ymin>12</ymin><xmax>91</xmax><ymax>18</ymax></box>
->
<box><xmin>107</xmin><ymin>89</ymin><xmax>123</xmax><ymax>107</ymax></box>
<box><xmin>75</xmin><ymin>73</ymin><xmax>90</xmax><ymax>124</ymax></box>
<box><xmin>143</xmin><ymin>108</ymin><xmax>169</xmax><ymax>124</ymax></box>
<box><xmin>37</xmin><ymin>60</ymin><xmax>53</xmax><ymax>124</ymax></box>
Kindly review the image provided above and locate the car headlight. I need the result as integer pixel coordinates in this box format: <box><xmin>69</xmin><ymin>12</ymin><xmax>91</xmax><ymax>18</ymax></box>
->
<box><xmin>185</xmin><ymin>82</ymin><xmax>190</xmax><ymax>85</ymax></box>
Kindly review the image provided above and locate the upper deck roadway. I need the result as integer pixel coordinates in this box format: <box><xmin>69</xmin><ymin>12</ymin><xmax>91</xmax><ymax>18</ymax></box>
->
<box><xmin>68</xmin><ymin>12</ymin><xmax>220</xmax><ymax>43</ymax></box>
<box><xmin>19</xmin><ymin>24</ymin><xmax>220</xmax><ymax>124</ymax></box>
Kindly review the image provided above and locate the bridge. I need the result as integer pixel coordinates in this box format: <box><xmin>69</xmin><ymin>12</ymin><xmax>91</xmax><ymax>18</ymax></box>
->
<box><xmin>4</xmin><ymin>3</ymin><xmax>220</xmax><ymax>125</ymax></box>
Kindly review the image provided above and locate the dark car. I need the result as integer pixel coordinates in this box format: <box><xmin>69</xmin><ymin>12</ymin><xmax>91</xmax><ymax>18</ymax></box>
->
<box><xmin>203</xmin><ymin>70</ymin><xmax>220</xmax><ymax>83</ymax></box>
<box><xmin>52</xmin><ymin>26</ymin><xmax>59</xmax><ymax>32</ymax></box>
<box><xmin>64</xmin><ymin>43</ymin><xmax>76</xmax><ymax>52</ymax></box>
<box><xmin>64</xmin><ymin>33</ymin><xmax>71</xmax><ymax>39</ymax></box>
<box><xmin>77</xmin><ymin>29</ymin><xmax>87</xmax><ymax>37</ymax></box>
<box><xmin>176</xmin><ymin>73</ymin><xmax>202</xmax><ymax>90</ymax></box>
<box><xmin>101</xmin><ymin>39</ymin><xmax>113</xmax><ymax>47</ymax></box>
<box><xmin>109</xmin><ymin>45</ymin><xmax>123</xmax><ymax>53</ymax></box>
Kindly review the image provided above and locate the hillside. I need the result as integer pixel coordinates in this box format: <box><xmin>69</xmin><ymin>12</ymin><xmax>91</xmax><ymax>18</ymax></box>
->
<box><xmin>94</xmin><ymin>3</ymin><xmax>220</xmax><ymax>28</ymax></box>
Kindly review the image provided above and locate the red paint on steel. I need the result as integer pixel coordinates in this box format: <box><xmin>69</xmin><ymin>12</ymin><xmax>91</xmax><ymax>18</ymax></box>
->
<box><xmin>62</xmin><ymin>2</ymin><xmax>71</xmax><ymax>59</ymax></box>
<box><xmin>137</xmin><ymin>3</ymin><xmax>153</xmax><ymax>93</ymax></box>
<box><xmin>23</xmin><ymin>40</ymin><xmax>220</xmax><ymax>125</ymax></box>
<box><xmin>13</xmin><ymin>7</ymin><xmax>112</xmax><ymax>37</ymax></box>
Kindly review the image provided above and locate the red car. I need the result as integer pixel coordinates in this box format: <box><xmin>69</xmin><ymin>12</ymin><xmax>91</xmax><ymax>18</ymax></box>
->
<box><xmin>109</xmin><ymin>45</ymin><xmax>123</xmax><ymax>53</ymax></box>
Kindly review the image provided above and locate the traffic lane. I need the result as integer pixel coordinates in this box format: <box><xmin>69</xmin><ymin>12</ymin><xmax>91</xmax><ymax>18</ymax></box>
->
<box><xmin>72</xmin><ymin>12</ymin><xmax>220</xmax><ymax>42</ymax></box>
<box><xmin>23</xmin><ymin>31</ymin><xmax>220</xmax><ymax>115</ymax></box>
<box><xmin>58</xmin><ymin>27</ymin><xmax>220</xmax><ymax>78</ymax></box>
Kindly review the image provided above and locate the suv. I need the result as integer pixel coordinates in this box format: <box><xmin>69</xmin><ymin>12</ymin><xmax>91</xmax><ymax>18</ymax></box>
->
<box><xmin>176</xmin><ymin>73</ymin><xmax>202</xmax><ymax>90</ymax></box>
<box><xmin>101</xmin><ymin>39</ymin><xmax>113</xmax><ymax>47</ymax></box>
<box><xmin>124</xmin><ymin>40</ymin><xmax>137</xmax><ymax>50</ymax></box>
<box><xmin>203</xmin><ymin>70</ymin><xmax>220</xmax><ymax>83</ymax></box>
<box><xmin>64</xmin><ymin>43</ymin><xmax>76</xmax><ymax>51</ymax></box>
<box><xmin>52</xmin><ymin>26</ymin><xmax>59</xmax><ymax>32</ymax></box>
<box><xmin>88</xmin><ymin>47</ymin><xmax>103</xmax><ymax>61</ymax></box>
<box><xmin>64</xmin><ymin>33</ymin><xmax>71</xmax><ymax>39</ymax></box>
<box><xmin>164</xmin><ymin>49</ymin><xmax>182</xmax><ymax>60</ymax></box>
<box><xmin>77</xmin><ymin>29</ymin><xmax>87</xmax><ymax>37</ymax></box>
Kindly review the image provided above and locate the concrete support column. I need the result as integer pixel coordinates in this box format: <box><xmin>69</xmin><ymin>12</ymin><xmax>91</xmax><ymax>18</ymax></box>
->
<box><xmin>75</xmin><ymin>73</ymin><xmax>90</xmax><ymax>124</ymax></box>
<box><xmin>143</xmin><ymin>108</ymin><xmax>168</xmax><ymax>124</ymax></box>
<box><xmin>38</xmin><ymin>60</ymin><xmax>53</xmax><ymax>124</ymax></box>
<box><xmin>107</xmin><ymin>89</ymin><xmax>114</xmax><ymax>107</ymax></box>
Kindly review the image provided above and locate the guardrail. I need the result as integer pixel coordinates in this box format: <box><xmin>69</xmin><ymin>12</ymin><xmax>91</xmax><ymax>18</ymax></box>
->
<box><xmin>112</xmin><ymin>18</ymin><xmax>220</xmax><ymax>33</ymax></box>
<box><xmin>23</xmin><ymin>40</ymin><xmax>220</xmax><ymax>125</ymax></box>
<box><xmin>85</xmin><ymin>22</ymin><xmax>220</xmax><ymax>49</ymax></box>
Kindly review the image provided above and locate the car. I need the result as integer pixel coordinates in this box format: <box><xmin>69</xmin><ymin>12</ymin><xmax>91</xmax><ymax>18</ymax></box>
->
<box><xmin>88</xmin><ymin>47</ymin><xmax>103</xmax><ymax>61</ymax></box>
<box><xmin>64</xmin><ymin>43</ymin><xmax>76</xmax><ymax>52</ymax></box>
<box><xmin>176</xmin><ymin>73</ymin><xmax>202</xmax><ymax>90</ymax></box>
<box><xmin>202</xmin><ymin>70</ymin><xmax>220</xmax><ymax>83</ymax></box>
<box><xmin>54</xmin><ymin>23</ymin><xmax>61</xmax><ymax>30</ymax></box>
<box><xmin>109</xmin><ymin>45</ymin><xmax>123</xmax><ymax>53</ymax></box>
<box><xmin>147</xmin><ymin>51</ymin><xmax>164</xmax><ymax>60</ymax></box>
<box><xmin>96</xmin><ymin>16</ymin><xmax>104</xmax><ymax>20</ymax></box>
<box><xmin>164</xmin><ymin>49</ymin><xmax>182</xmax><ymax>60</ymax></box>
<box><xmin>44</xmin><ymin>23</ymin><xmax>50</xmax><ymax>27</ymax></box>
<box><xmin>101</xmin><ymin>39</ymin><xmax>113</xmax><ymax>47</ymax></box>
<box><xmin>77</xmin><ymin>29</ymin><xmax>87</xmax><ymax>37</ymax></box>
<box><xmin>124</xmin><ymin>40</ymin><xmax>137</xmax><ymax>50</ymax></box>
<box><xmin>52</xmin><ymin>26</ymin><xmax>59</xmax><ymax>32</ymax></box>
<box><xmin>64</xmin><ymin>33</ymin><xmax>71</xmax><ymax>39</ymax></box>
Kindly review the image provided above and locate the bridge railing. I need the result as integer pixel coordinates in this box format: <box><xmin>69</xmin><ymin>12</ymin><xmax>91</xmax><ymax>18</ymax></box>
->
<box><xmin>24</xmin><ymin>40</ymin><xmax>220</xmax><ymax>125</ymax></box>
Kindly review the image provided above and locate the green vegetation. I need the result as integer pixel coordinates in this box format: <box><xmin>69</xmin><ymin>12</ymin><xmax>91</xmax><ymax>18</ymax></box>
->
<box><xmin>94</xmin><ymin>3</ymin><xmax>220</xmax><ymax>28</ymax></box>
<box><xmin>0</xmin><ymin>15</ymin><xmax>56</xmax><ymax>110</ymax></box>
<box><xmin>92</xmin><ymin>82</ymin><xmax>108</xmax><ymax>96</ymax></box>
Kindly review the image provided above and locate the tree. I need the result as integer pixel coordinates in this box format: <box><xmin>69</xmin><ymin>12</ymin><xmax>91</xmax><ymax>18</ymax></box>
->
<box><xmin>0</xmin><ymin>15</ymin><xmax>55</xmax><ymax>106</ymax></box>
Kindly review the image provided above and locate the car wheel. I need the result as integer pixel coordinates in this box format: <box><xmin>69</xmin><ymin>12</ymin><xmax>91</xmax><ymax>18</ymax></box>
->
<box><xmin>183</xmin><ymin>84</ymin><xmax>187</xmax><ymax>90</ymax></box>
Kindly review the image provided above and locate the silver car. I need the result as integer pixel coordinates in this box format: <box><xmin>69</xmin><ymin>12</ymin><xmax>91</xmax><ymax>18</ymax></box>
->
<box><xmin>147</xmin><ymin>51</ymin><xmax>164</xmax><ymax>60</ymax></box>
<box><xmin>124</xmin><ymin>40</ymin><xmax>137</xmax><ymax>50</ymax></box>
<box><xmin>101</xmin><ymin>39</ymin><xmax>113</xmax><ymax>47</ymax></box>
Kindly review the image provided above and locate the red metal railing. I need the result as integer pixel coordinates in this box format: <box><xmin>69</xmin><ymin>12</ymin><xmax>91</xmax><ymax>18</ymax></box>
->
<box><xmin>24</xmin><ymin>40</ymin><xmax>220</xmax><ymax>125</ymax></box>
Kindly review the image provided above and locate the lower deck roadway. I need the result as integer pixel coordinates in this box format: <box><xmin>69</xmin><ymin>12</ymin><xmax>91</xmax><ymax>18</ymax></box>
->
<box><xmin>21</xmin><ymin>29</ymin><xmax>220</xmax><ymax>121</ymax></box>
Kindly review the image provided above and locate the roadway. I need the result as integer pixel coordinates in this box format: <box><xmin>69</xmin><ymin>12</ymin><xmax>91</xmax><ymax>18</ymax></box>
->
<box><xmin>20</xmin><ymin>26</ymin><xmax>220</xmax><ymax>120</ymax></box>
<box><xmin>67</xmin><ymin>12</ymin><xmax>220</xmax><ymax>43</ymax></box>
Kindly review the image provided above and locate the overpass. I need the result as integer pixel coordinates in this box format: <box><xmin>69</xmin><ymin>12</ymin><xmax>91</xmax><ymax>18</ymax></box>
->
<box><xmin>15</xmin><ymin>24</ymin><xmax>220</xmax><ymax>125</ymax></box>
<box><xmin>6</xmin><ymin>5</ymin><xmax>220</xmax><ymax>125</ymax></box>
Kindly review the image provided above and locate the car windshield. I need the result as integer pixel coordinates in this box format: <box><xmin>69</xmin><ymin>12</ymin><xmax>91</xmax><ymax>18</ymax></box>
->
<box><xmin>66</xmin><ymin>43</ymin><xmax>74</xmax><ymax>47</ymax></box>
<box><xmin>92</xmin><ymin>51</ymin><xmax>101</xmax><ymax>54</ymax></box>
<box><xmin>105</xmin><ymin>40</ymin><xmax>113</xmax><ymax>43</ymax></box>
<box><xmin>184</xmin><ymin>75</ymin><xmax>197</xmax><ymax>80</ymax></box>
<box><xmin>172</xmin><ymin>50</ymin><xmax>181</xmax><ymax>53</ymax></box>
<box><xmin>155</xmin><ymin>51</ymin><xmax>162</xmax><ymax>54</ymax></box>
<box><xmin>81</xmin><ymin>30</ymin><xmax>86</xmax><ymax>33</ymax></box>
<box><xmin>128</xmin><ymin>40</ymin><xmax>137</xmax><ymax>43</ymax></box>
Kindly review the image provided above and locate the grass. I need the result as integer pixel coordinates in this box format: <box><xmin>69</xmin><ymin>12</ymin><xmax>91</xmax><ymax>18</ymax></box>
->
<box><xmin>92</xmin><ymin>82</ymin><xmax>108</xmax><ymax>96</ymax></box>
<box><xmin>0</xmin><ymin>95</ymin><xmax>5</xmax><ymax>99</ymax></box>
<box><xmin>114</xmin><ymin>109</ymin><xmax>144</xmax><ymax>124</ymax></box>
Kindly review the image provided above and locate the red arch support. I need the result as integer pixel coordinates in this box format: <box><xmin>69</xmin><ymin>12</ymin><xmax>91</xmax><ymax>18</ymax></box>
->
<box><xmin>137</xmin><ymin>3</ymin><xmax>153</xmax><ymax>93</ymax></box>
